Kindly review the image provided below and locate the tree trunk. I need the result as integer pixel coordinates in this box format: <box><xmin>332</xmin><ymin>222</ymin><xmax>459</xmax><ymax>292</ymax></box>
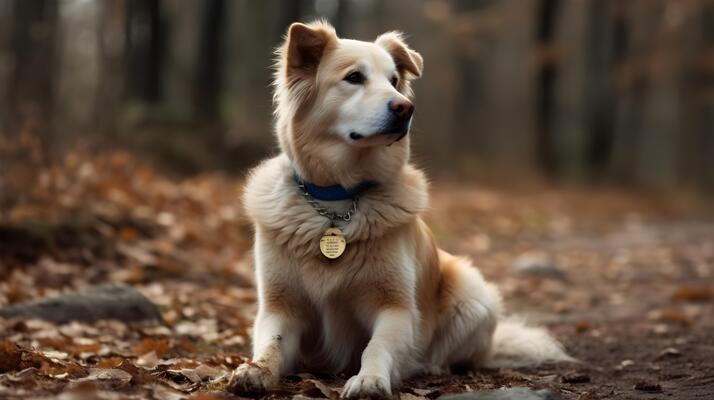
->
<box><xmin>194</xmin><ymin>0</ymin><xmax>226</xmax><ymax>121</ymax></box>
<box><xmin>223</xmin><ymin>0</ymin><xmax>299</xmax><ymax>148</ymax></box>
<box><xmin>678</xmin><ymin>0</ymin><xmax>714</xmax><ymax>191</ymax></box>
<box><xmin>126</xmin><ymin>0</ymin><xmax>164</xmax><ymax>103</ymax></box>
<box><xmin>0</xmin><ymin>1</ymin><xmax>14</xmax><ymax>134</ymax></box>
<box><xmin>537</xmin><ymin>0</ymin><xmax>563</xmax><ymax>177</ymax></box>
<box><xmin>96</xmin><ymin>1</ymin><xmax>128</xmax><ymax>136</ymax></box>
<box><xmin>54</xmin><ymin>0</ymin><xmax>102</xmax><ymax>139</ymax></box>
<box><xmin>478</xmin><ymin>0</ymin><xmax>539</xmax><ymax>172</ymax></box>
<box><xmin>160</xmin><ymin>0</ymin><xmax>201</xmax><ymax>122</ymax></box>
<box><xmin>6</xmin><ymin>0</ymin><xmax>59</xmax><ymax>139</ymax></box>
<box><xmin>632</xmin><ymin>1</ymin><xmax>682</xmax><ymax>187</ymax></box>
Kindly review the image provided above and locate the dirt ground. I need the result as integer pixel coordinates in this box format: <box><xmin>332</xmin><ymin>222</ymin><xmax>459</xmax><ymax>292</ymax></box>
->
<box><xmin>1</xmin><ymin>150</ymin><xmax>713</xmax><ymax>399</ymax></box>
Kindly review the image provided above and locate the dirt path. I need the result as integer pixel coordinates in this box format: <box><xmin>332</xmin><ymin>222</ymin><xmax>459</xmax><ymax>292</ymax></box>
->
<box><xmin>1</xmin><ymin>153</ymin><xmax>713</xmax><ymax>399</ymax></box>
<box><xmin>421</xmin><ymin>187</ymin><xmax>714</xmax><ymax>399</ymax></box>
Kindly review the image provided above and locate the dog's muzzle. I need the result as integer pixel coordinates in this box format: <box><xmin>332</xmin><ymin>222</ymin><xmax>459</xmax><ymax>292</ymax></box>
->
<box><xmin>378</xmin><ymin>117</ymin><xmax>411</xmax><ymax>142</ymax></box>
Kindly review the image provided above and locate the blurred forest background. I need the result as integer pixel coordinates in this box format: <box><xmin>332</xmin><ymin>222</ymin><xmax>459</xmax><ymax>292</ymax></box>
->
<box><xmin>1</xmin><ymin>0</ymin><xmax>713</xmax><ymax>189</ymax></box>
<box><xmin>2</xmin><ymin>2</ymin><xmax>714</xmax><ymax>398</ymax></box>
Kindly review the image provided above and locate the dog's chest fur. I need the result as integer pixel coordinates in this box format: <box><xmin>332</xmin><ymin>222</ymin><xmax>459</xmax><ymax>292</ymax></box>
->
<box><xmin>243</xmin><ymin>154</ymin><xmax>428</xmax><ymax>260</ymax></box>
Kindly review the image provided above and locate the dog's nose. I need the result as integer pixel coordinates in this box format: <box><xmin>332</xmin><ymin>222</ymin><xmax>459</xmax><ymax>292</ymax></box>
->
<box><xmin>388</xmin><ymin>99</ymin><xmax>414</xmax><ymax>120</ymax></box>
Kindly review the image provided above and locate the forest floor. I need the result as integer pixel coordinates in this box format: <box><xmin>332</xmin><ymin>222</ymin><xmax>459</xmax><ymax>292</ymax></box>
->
<box><xmin>1</xmin><ymin>146</ymin><xmax>713</xmax><ymax>400</ymax></box>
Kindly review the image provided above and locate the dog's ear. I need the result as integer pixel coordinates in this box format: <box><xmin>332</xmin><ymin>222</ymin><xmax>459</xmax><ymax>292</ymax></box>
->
<box><xmin>285</xmin><ymin>21</ymin><xmax>337</xmax><ymax>76</ymax></box>
<box><xmin>375</xmin><ymin>31</ymin><xmax>423</xmax><ymax>79</ymax></box>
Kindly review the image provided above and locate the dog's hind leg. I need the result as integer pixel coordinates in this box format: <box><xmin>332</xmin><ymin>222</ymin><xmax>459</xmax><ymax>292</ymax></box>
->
<box><xmin>424</xmin><ymin>252</ymin><xmax>502</xmax><ymax>372</ymax></box>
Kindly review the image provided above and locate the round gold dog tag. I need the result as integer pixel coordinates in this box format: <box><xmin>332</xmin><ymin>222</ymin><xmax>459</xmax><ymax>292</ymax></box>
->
<box><xmin>320</xmin><ymin>227</ymin><xmax>346</xmax><ymax>259</ymax></box>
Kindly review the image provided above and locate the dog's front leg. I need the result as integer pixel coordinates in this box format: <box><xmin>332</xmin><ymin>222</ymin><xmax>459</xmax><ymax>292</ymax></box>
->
<box><xmin>228</xmin><ymin>310</ymin><xmax>300</xmax><ymax>395</ymax></box>
<box><xmin>342</xmin><ymin>308</ymin><xmax>414</xmax><ymax>399</ymax></box>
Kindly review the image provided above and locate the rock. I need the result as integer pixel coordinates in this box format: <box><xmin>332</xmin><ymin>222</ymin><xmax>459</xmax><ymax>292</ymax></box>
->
<box><xmin>633</xmin><ymin>381</ymin><xmax>662</xmax><ymax>393</ymax></box>
<box><xmin>438</xmin><ymin>387</ymin><xmax>561</xmax><ymax>400</ymax></box>
<box><xmin>512</xmin><ymin>252</ymin><xmax>567</xmax><ymax>281</ymax></box>
<box><xmin>0</xmin><ymin>283</ymin><xmax>161</xmax><ymax>323</ymax></box>
<box><xmin>656</xmin><ymin>347</ymin><xmax>681</xmax><ymax>360</ymax></box>
<box><xmin>561</xmin><ymin>371</ymin><xmax>590</xmax><ymax>384</ymax></box>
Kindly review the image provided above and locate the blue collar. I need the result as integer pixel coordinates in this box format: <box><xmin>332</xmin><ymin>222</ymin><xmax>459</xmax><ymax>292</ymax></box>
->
<box><xmin>295</xmin><ymin>174</ymin><xmax>376</xmax><ymax>201</ymax></box>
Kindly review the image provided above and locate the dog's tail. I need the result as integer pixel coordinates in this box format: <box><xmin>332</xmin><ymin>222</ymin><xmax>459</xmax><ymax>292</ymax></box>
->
<box><xmin>483</xmin><ymin>317</ymin><xmax>576</xmax><ymax>368</ymax></box>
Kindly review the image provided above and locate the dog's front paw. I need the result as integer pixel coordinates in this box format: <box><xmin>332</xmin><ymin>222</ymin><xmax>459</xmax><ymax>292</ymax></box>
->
<box><xmin>341</xmin><ymin>374</ymin><xmax>391</xmax><ymax>399</ymax></box>
<box><xmin>227</xmin><ymin>362</ymin><xmax>278</xmax><ymax>395</ymax></box>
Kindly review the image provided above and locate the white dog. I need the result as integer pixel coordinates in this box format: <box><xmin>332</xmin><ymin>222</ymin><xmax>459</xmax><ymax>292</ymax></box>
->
<box><xmin>228</xmin><ymin>21</ymin><xmax>573</xmax><ymax>398</ymax></box>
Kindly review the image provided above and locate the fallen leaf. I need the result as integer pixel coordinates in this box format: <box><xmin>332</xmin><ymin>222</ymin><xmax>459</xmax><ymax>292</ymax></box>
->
<box><xmin>158</xmin><ymin>370</ymin><xmax>199</xmax><ymax>392</ymax></box>
<box><xmin>576</xmin><ymin>391</ymin><xmax>595</xmax><ymax>400</ymax></box>
<box><xmin>672</xmin><ymin>286</ymin><xmax>713</xmax><ymax>302</ymax></box>
<box><xmin>176</xmin><ymin>368</ymin><xmax>201</xmax><ymax>384</ymax></box>
<box><xmin>648</xmin><ymin>308</ymin><xmax>693</xmax><ymax>326</ymax></box>
<box><xmin>118</xmin><ymin>227</ymin><xmax>140</xmax><ymax>242</ymax></box>
<box><xmin>79</xmin><ymin>368</ymin><xmax>133</xmax><ymax>383</ymax></box>
<box><xmin>411</xmin><ymin>388</ymin><xmax>438</xmax><ymax>397</ymax></box>
<box><xmin>37</xmin><ymin>337</ymin><xmax>73</xmax><ymax>349</ymax></box>
<box><xmin>117</xmin><ymin>242</ymin><xmax>158</xmax><ymax>266</ymax></box>
<box><xmin>0</xmin><ymin>341</ymin><xmax>21</xmax><ymax>373</ymax></box>
<box><xmin>399</xmin><ymin>394</ymin><xmax>428</xmax><ymax>400</ymax></box>
<box><xmin>174</xmin><ymin>319</ymin><xmax>218</xmax><ymax>340</ymax></box>
<box><xmin>574</xmin><ymin>321</ymin><xmax>593</xmax><ymax>333</ymax></box>
<box><xmin>153</xmin><ymin>383</ymin><xmax>189</xmax><ymax>400</ymax></box>
<box><xmin>136</xmin><ymin>350</ymin><xmax>160</xmax><ymax>369</ymax></box>
<box><xmin>96</xmin><ymin>357</ymin><xmax>125</xmax><ymax>369</ymax></box>
<box><xmin>134</xmin><ymin>338</ymin><xmax>170</xmax><ymax>357</ymax></box>
<box><xmin>188</xmin><ymin>393</ymin><xmax>224</xmax><ymax>400</ymax></box>
<box><xmin>301</xmin><ymin>378</ymin><xmax>340</xmax><ymax>399</ymax></box>
<box><xmin>4</xmin><ymin>367</ymin><xmax>40</xmax><ymax>383</ymax></box>
<box><xmin>167</xmin><ymin>364</ymin><xmax>226</xmax><ymax>386</ymax></box>
<box><xmin>193</xmin><ymin>365</ymin><xmax>225</xmax><ymax>381</ymax></box>
<box><xmin>71</xmin><ymin>342</ymin><xmax>103</xmax><ymax>355</ymax></box>
<box><xmin>42</xmin><ymin>350</ymin><xmax>69</xmax><ymax>360</ymax></box>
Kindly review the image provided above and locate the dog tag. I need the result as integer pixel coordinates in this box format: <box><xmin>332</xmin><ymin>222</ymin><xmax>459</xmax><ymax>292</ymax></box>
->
<box><xmin>320</xmin><ymin>227</ymin><xmax>346</xmax><ymax>259</ymax></box>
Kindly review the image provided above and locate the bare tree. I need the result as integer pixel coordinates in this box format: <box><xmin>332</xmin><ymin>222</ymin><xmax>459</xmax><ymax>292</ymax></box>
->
<box><xmin>6</xmin><ymin>0</ymin><xmax>59</xmax><ymax>139</ymax></box>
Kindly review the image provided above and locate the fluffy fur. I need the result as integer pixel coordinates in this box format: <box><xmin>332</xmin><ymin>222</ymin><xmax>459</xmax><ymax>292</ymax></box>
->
<box><xmin>228</xmin><ymin>21</ymin><xmax>573</xmax><ymax>399</ymax></box>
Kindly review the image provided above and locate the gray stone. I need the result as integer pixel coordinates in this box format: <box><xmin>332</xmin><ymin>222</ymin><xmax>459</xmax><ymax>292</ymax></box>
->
<box><xmin>0</xmin><ymin>283</ymin><xmax>162</xmax><ymax>323</ymax></box>
<box><xmin>438</xmin><ymin>387</ymin><xmax>561</xmax><ymax>400</ymax></box>
<box><xmin>512</xmin><ymin>252</ymin><xmax>567</xmax><ymax>281</ymax></box>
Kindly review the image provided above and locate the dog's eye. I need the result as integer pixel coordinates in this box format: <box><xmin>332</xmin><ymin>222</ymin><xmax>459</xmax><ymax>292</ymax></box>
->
<box><xmin>390</xmin><ymin>76</ymin><xmax>399</xmax><ymax>87</ymax></box>
<box><xmin>344</xmin><ymin>71</ymin><xmax>366</xmax><ymax>85</ymax></box>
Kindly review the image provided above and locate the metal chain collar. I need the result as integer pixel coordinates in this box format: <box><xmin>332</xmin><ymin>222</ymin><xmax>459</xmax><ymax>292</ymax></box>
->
<box><xmin>297</xmin><ymin>180</ymin><xmax>358</xmax><ymax>224</ymax></box>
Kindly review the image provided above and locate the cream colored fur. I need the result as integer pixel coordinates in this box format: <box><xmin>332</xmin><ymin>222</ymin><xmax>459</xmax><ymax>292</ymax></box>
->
<box><xmin>228</xmin><ymin>21</ymin><xmax>573</xmax><ymax>399</ymax></box>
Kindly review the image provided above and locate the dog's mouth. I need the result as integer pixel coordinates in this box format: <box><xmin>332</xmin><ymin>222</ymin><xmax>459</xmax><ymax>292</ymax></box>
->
<box><xmin>349</xmin><ymin>120</ymin><xmax>410</xmax><ymax>143</ymax></box>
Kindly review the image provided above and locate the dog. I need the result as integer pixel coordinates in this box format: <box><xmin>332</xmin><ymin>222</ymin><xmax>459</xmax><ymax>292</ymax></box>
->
<box><xmin>228</xmin><ymin>21</ymin><xmax>573</xmax><ymax>398</ymax></box>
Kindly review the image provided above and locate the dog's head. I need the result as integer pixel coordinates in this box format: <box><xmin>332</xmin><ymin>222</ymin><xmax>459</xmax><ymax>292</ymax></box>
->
<box><xmin>273</xmin><ymin>21</ymin><xmax>423</xmax><ymax>185</ymax></box>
